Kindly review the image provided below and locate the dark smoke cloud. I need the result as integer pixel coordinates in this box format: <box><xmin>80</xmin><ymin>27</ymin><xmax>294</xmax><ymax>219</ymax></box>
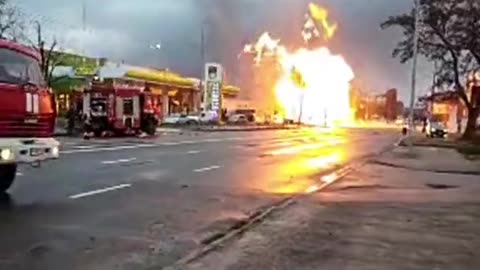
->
<box><xmin>16</xmin><ymin>0</ymin><xmax>428</xmax><ymax>101</ymax></box>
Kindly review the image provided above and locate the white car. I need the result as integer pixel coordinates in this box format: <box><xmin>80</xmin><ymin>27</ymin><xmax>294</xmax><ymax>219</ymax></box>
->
<box><xmin>228</xmin><ymin>114</ymin><xmax>248</xmax><ymax>124</ymax></box>
<box><xmin>199</xmin><ymin>111</ymin><xmax>219</xmax><ymax>124</ymax></box>
<box><xmin>426</xmin><ymin>121</ymin><xmax>448</xmax><ymax>138</ymax></box>
<box><xmin>163</xmin><ymin>113</ymin><xmax>199</xmax><ymax>125</ymax></box>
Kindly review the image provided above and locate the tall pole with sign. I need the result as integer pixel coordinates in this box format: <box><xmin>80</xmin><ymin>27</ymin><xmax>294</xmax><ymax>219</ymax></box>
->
<box><xmin>204</xmin><ymin>63</ymin><xmax>223</xmax><ymax>123</ymax></box>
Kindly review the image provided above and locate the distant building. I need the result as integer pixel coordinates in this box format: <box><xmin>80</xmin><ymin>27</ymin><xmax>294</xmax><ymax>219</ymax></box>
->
<box><xmin>353</xmin><ymin>88</ymin><xmax>400</xmax><ymax>121</ymax></box>
<box><xmin>385</xmin><ymin>88</ymin><xmax>398</xmax><ymax>121</ymax></box>
<box><xmin>419</xmin><ymin>91</ymin><xmax>467</xmax><ymax>133</ymax></box>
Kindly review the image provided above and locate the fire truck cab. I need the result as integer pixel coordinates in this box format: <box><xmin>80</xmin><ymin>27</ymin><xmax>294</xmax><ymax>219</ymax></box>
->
<box><xmin>0</xmin><ymin>40</ymin><xmax>60</xmax><ymax>192</ymax></box>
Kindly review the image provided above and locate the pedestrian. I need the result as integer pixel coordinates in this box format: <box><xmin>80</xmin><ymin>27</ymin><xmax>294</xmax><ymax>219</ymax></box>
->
<box><xmin>83</xmin><ymin>116</ymin><xmax>93</xmax><ymax>140</ymax></box>
<box><xmin>66</xmin><ymin>106</ymin><xmax>75</xmax><ymax>136</ymax></box>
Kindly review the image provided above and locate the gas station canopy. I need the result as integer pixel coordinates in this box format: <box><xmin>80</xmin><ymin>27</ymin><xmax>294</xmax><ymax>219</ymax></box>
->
<box><xmin>126</xmin><ymin>68</ymin><xmax>196</xmax><ymax>89</ymax></box>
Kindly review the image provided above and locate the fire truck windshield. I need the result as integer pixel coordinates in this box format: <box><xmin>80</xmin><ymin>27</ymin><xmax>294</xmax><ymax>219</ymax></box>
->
<box><xmin>0</xmin><ymin>48</ymin><xmax>45</xmax><ymax>86</ymax></box>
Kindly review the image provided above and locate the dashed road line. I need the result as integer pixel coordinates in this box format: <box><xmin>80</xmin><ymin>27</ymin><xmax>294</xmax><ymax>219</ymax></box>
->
<box><xmin>194</xmin><ymin>165</ymin><xmax>222</xmax><ymax>173</ymax></box>
<box><xmin>62</xmin><ymin>144</ymin><xmax>154</xmax><ymax>154</ymax></box>
<box><xmin>101</xmin><ymin>157</ymin><xmax>137</xmax><ymax>165</ymax></box>
<box><xmin>187</xmin><ymin>150</ymin><xmax>202</xmax><ymax>154</ymax></box>
<box><xmin>72</xmin><ymin>145</ymin><xmax>96</xmax><ymax>149</ymax></box>
<box><xmin>60</xmin><ymin>132</ymin><xmax>308</xmax><ymax>155</ymax></box>
<box><xmin>69</xmin><ymin>184</ymin><xmax>132</xmax><ymax>199</ymax></box>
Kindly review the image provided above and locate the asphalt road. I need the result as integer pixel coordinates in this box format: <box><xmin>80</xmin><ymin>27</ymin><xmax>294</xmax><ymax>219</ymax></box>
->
<box><xmin>0</xmin><ymin>127</ymin><xmax>398</xmax><ymax>270</ymax></box>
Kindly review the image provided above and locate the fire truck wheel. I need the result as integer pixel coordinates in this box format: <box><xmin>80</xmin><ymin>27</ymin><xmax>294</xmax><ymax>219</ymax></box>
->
<box><xmin>0</xmin><ymin>164</ymin><xmax>17</xmax><ymax>192</ymax></box>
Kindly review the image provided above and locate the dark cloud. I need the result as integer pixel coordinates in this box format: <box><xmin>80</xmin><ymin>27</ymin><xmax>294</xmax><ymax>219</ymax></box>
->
<box><xmin>16</xmin><ymin>0</ymin><xmax>430</xmax><ymax>101</ymax></box>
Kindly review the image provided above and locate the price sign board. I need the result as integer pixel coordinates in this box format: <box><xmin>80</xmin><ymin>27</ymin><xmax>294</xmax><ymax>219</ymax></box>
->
<box><xmin>204</xmin><ymin>63</ymin><xmax>223</xmax><ymax>113</ymax></box>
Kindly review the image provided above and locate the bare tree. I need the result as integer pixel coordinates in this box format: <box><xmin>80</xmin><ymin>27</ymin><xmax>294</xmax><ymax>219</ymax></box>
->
<box><xmin>0</xmin><ymin>0</ymin><xmax>22</xmax><ymax>40</ymax></box>
<box><xmin>34</xmin><ymin>21</ymin><xmax>65</xmax><ymax>87</ymax></box>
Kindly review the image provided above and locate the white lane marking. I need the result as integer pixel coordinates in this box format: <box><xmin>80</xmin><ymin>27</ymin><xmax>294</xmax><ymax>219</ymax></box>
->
<box><xmin>180</xmin><ymin>140</ymin><xmax>197</xmax><ymax>144</ymax></box>
<box><xmin>194</xmin><ymin>165</ymin><xmax>221</xmax><ymax>173</ymax></box>
<box><xmin>203</xmin><ymin>138</ymin><xmax>223</xmax><ymax>142</ymax></box>
<box><xmin>69</xmin><ymin>184</ymin><xmax>131</xmax><ymax>199</ymax></box>
<box><xmin>224</xmin><ymin>137</ymin><xmax>243</xmax><ymax>141</ymax></box>
<box><xmin>73</xmin><ymin>145</ymin><xmax>96</xmax><ymax>149</ymax></box>
<box><xmin>187</xmin><ymin>150</ymin><xmax>202</xmax><ymax>154</ymax></box>
<box><xmin>102</xmin><ymin>157</ymin><xmax>137</xmax><ymax>165</ymax></box>
<box><xmin>161</xmin><ymin>142</ymin><xmax>181</xmax><ymax>146</ymax></box>
<box><xmin>61</xmin><ymin>133</ymin><xmax>301</xmax><ymax>155</ymax></box>
<box><xmin>16</xmin><ymin>172</ymin><xmax>23</xmax><ymax>176</ymax></box>
<box><xmin>62</xmin><ymin>142</ymin><xmax>77</xmax><ymax>145</ymax></box>
<box><xmin>62</xmin><ymin>144</ymin><xmax>155</xmax><ymax>154</ymax></box>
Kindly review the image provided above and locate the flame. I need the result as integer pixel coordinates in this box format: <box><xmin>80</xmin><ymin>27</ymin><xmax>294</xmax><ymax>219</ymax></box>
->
<box><xmin>243</xmin><ymin>32</ymin><xmax>286</xmax><ymax>65</ymax></box>
<box><xmin>308</xmin><ymin>3</ymin><xmax>338</xmax><ymax>40</ymax></box>
<box><xmin>242</xmin><ymin>3</ymin><xmax>353</xmax><ymax>126</ymax></box>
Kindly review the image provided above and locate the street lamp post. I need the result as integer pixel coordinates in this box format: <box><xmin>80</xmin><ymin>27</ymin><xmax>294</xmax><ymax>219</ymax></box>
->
<box><xmin>200</xmin><ymin>21</ymin><xmax>207</xmax><ymax>112</ymax></box>
<box><xmin>298</xmin><ymin>91</ymin><xmax>304</xmax><ymax>124</ymax></box>
<box><xmin>408</xmin><ymin>0</ymin><xmax>421</xmax><ymax>149</ymax></box>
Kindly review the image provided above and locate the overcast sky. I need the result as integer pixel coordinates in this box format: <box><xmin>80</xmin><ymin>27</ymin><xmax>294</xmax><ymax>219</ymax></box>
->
<box><xmin>16</xmin><ymin>0</ymin><xmax>435</xmax><ymax>102</ymax></box>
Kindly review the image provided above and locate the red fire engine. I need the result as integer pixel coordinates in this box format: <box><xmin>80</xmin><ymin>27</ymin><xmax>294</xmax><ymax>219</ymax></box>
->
<box><xmin>0</xmin><ymin>40</ymin><xmax>60</xmax><ymax>192</ymax></box>
<box><xmin>81</xmin><ymin>80</ymin><xmax>161</xmax><ymax>137</ymax></box>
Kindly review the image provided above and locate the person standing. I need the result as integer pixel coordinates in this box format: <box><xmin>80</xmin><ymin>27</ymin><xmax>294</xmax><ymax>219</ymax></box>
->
<box><xmin>66</xmin><ymin>106</ymin><xmax>75</xmax><ymax>136</ymax></box>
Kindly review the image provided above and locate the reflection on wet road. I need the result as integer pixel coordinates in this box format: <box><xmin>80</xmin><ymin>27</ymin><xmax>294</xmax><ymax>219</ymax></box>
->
<box><xmin>0</xmin><ymin>127</ymin><xmax>398</xmax><ymax>270</ymax></box>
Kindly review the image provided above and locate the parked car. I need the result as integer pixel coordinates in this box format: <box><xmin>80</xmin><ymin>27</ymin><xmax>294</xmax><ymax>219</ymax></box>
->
<box><xmin>228</xmin><ymin>114</ymin><xmax>248</xmax><ymax>124</ymax></box>
<box><xmin>199</xmin><ymin>111</ymin><xmax>219</xmax><ymax>124</ymax></box>
<box><xmin>426</xmin><ymin>121</ymin><xmax>447</xmax><ymax>138</ymax></box>
<box><xmin>162</xmin><ymin>113</ymin><xmax>199</xmax><ymax>125</ymax></box>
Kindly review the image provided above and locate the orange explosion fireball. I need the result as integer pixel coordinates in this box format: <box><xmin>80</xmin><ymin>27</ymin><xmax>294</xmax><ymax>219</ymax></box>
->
<box><xmin>243</xmin><ymin>3</ymin><xmax>354</xmax><ymax>126</ymax></box>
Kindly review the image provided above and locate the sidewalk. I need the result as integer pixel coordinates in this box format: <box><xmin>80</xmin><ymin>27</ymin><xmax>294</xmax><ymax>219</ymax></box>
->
<box><xmin>371</xmin><ymin>146</ymin><xmax>480</xmax><ymax>174</ymax></box>
<box><xmin>185</xmin><ymin>146</ymin><xmax>480</xmax><ymax>270</ymax></box>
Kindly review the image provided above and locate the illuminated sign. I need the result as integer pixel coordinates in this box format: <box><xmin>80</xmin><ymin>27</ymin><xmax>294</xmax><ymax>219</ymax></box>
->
<box><xmin>204</xmin><ymin>63</ymin><xmax>223</xmax><ymax>113</ymax></box>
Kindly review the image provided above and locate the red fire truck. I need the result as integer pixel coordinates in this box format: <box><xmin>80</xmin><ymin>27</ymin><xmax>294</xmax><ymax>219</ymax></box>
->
<box><xmin>0</xmin><ymin>40</ymin><xmax>60</xmax><ymax>192</ymax></box>
<box><xmin>81</xmin><ymin>81</ymin><xmax>160</xmax><ymax>136</ymax></box>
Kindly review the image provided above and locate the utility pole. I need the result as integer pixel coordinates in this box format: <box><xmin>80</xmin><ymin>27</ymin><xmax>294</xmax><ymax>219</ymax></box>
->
<box><xmin>431</xmin><ymin>60</ymin><xmax>439</xmax><ymax>119</ymax></box>
<box><xmin>408</xmin><ymin>0</ymin><xmax>421</xmax><ymax>149</ymax></box>
<box><xmin>297</xmin><ymin>92</ymin><xmax>304</xmax><ymax>125</ymax></box>
<box><xmin>200</xmin><ymin>20</ymin><xmax>207</xmax><ymax>112</ymax></box>
<box><xmin>82</xmin><ymin>0</ymin><xmax>86</xmax><ymax>31</ymax></box>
